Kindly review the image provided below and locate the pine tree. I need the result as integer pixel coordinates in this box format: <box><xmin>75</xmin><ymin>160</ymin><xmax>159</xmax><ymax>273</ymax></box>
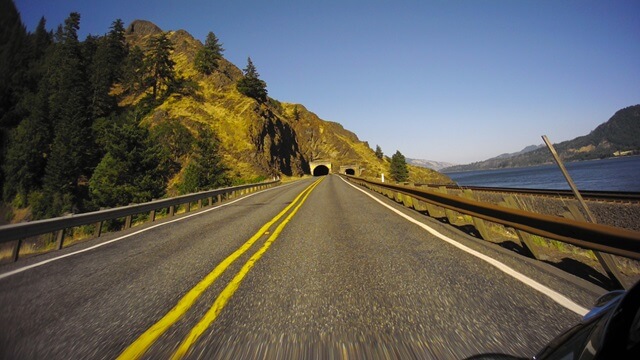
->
<box><xmin>122</xmin><ymin>45</ymin><xmax>145</xmax><ymax>94</ymax></box>
<box><xmin>0</xmin><ymin>0</ymin><xmax>27</xmax><ymax>127</ymax></box>
<box><xmin>375</xmin><ymin>145</ymin><xmax>383</xmax><ymax>159</ymax></box>
<box><xmin>390</xmin><ymin>150</ymin><xmax>409</xmax><ymax>182</ymax></box>
<box><xmin>90</xmin><ymin>115</ymin><xmax>168</xmax><ymax>207</ymax></box>
<box><xmin>2</xmin><ymin>88</ymin><xmax>50</xmax><ymax>203</ymax></box>
<box><xmin>149</xmin><ymin>119</ymin><xmax>194</xmax><ymax>175</ymax></box>
<box><xmin>145</xmin><ymin>32</ymin><xmax>175</xmax><ymax>99</ymax></box>
<box><xmin>1</xmin><ymin>13</ymin><xmax>54</xmax><ymax>204</ymax></box>
<box><xmin>194</xmin><ymin>31</ymin><xmax>224</xmax><ymax>75</ymax></box>
<box><xmin>88</xmin><ymin>19</ymin><xmax>127</xmax><ymax>118</ymax></box>
<box><xmin>179</xmin><ymin>128</ymin><xmax>228</xmax><ymax>194</ymax></box>
<box><xmin>42</xmin><ymin>12</ymin><xmax>93</xmax><ymax>215</ymax></box>
<box><xmin>236</xmin><ymin>57</ymin><xmax>267</xmax><ymax>103</ymax></box>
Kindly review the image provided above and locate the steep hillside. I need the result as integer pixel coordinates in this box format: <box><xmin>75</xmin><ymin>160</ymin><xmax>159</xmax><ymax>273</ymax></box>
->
<box><xmin>444</xmin><ymin>105</ymin><xmax>640</xmax><ymax>172</ymax></box>
<box><xmin>125</xmin><ymin>21</ymin><xmax>452</xmax><ymax>184</ymax></box>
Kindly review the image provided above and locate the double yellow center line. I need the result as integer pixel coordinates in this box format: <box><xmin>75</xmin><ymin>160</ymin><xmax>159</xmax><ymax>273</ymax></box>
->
<box><xmin>118</xmin><ymin>177</ymin><xmax>324</xmax><ymax>360</ymax></box>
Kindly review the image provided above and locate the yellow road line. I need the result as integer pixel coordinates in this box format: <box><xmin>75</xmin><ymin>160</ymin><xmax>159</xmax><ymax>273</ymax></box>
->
<box><xmin>170</xmin><ymin>177</ymin><xmax>323</xmax><ymax>360</ymax></box>
<box><xmin>117</xmin><ymin>178</ymin><xmax>323</xmax><ymax>360</ymax></box>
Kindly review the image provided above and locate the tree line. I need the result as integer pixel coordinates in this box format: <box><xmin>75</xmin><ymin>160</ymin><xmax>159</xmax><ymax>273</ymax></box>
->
<box><xmin>0</xmin><ymin>3</ymin><xmax>234</xmax><ymax>220</ymax></box>
<box><xmin>374</xmin><ymin>145</ymin><xmax>409</xmax><ymax>182</ymax></box>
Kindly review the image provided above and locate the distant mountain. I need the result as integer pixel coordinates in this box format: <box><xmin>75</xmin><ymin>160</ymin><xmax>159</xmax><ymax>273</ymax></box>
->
<box><xmin>493</xmin><ymin>144</ymin><xmax>544</xmax><ymax>160</ymax></box>
<box><xmin>442</xmin><ymin>105</ymin><xmax>640</xmax><ymax>172</ymax></box>
<box><xmin>407</xmin><ymin>158</ymin><xmax>456</xmax><ymax>171</ymax></box>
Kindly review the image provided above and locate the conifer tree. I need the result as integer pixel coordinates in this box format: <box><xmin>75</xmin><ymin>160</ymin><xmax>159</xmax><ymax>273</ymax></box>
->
<box><xmin>2</xmin><ymin>88</ymin><xmax>50</xmax><ymax>203</ymax></box>
<box><xmin>90</xmin><ymin>114</ymin><xmax>168</xmax><ymax>207</ymax></box>
<box><xmin>122</xmin><ymin>45</ymin><xmax>145</xmax><ymax>94</ymax></box>
<box><xmin>375</xmin><ymin>145</ymin><xmax>384</xmax><ymax>159</ymax></box>
<box><xmin>1</xmin><ymin>13</ymin><xmax>53</xmax><ymax>203</ymax></box>
<box><xmin>0</xmin><ymin>0</ymin><xmax>27</xmax><ymax>127</ymax></box>
<box><xmin>236</xmin><ymin>57</ymin><xmax>267</xmax><ymax>103</ymax></box>
<box><xmin>179</xmin><ymin>128</ymin><xmax>228</xmax><ymax>194</ymax></box>
<box><xmin>194</xmin><ymin>31</ymin><xmax>224</xmax><ymax>75</ymax></box>
<box><xmin>42</xmin><ymin>12</ymin><xmax>93</xmax><ymax>215</ymax></box>
<box><xmin>88</xmin><ymin>19</ymin><xmax>127</xmax><ymax>118</ymax></box>
<box><xmin>390</xmin><ymin>150</ymin><xmax>409</xmax><ymax>182</ymax></box>
<box><xmin>145</xmin><ymin>32</ymin><xmax>175</xmax><ymax>99</ymax></box>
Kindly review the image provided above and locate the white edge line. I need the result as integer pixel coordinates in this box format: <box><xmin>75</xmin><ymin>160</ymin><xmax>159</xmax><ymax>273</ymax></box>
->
<box><xmin>0</xmin><ymin>182</ymin><xmax>295</xmax><ymax>281</ymax></box>
<box><xmin>339</xmin><ymin>177</ymin><xmax>589</xmax><ymax>316</ymax></box>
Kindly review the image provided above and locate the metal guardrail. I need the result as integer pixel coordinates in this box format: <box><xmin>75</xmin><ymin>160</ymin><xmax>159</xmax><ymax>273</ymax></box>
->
<box><xmin>0</xmin><ymin>180</ymin><xmax>280</xmax><ymax>261</ymax></box>
<box><xmin>416</xmin><ymin>184</ymin><xmax>640</xmax><ymax>202</ymax></box>
<box><xmin>347</xmin><ymin>176</ymin><xmax>640</xmax><ymax>261</ymax></box>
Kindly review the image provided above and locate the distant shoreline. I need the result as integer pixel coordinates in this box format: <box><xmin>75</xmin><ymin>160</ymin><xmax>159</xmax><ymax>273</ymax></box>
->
<box><xmin>442</xmin><ymin>154</ymin><xmax>640</xmax><ymax>174</ymax></box>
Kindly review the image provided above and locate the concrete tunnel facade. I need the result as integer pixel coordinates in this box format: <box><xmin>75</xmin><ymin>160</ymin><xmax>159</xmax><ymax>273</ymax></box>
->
<box><xmin>310</xmin><ymin>161</ymin><xmax>332</xmax><ymax>176</ymax></box>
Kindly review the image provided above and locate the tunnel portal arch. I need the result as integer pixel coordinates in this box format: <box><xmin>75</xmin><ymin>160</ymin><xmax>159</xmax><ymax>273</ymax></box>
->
<box><xmin>309</xmin><ymin>160</ymin><xmax>332</xmax><ymax>176</ymax></box>
<box><xmin>312</xmin><ymin>165</ymin><xmax>330</xmax><ymax>176</ymax></box>
<box><xmin>345</xmin><ymin>168</ymin><xmax>356</xmax><ymax>175</ymax></box>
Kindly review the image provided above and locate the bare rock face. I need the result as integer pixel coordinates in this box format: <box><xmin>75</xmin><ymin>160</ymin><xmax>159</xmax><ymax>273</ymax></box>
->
<box><xmin>126</xmin><ymin>20</ymin><xmax>163</xmax><ymax>37</ymax></box>
<box><xmin>251</xmin><ymin>106</ymin><xmax>307</xmax><ymax>176</ymax></box>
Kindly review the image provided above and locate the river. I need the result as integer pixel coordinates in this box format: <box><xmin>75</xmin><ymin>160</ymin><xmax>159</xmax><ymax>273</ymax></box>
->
<box><xmin>444</xmin><ymin>156</ymin><xmax>640</xmax><ymax>192</ymax></box>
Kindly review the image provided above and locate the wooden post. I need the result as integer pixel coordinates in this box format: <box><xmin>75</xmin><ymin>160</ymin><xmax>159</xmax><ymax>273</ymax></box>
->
<box><xmin>11</xmin><ymin>239</ymin><xmax>22</xmax><ymax>262</ymax></box>
<box><xmin>544</xmin><ymin>135</ymin><xmax>625</xmax><ymax>289</ymax></box>
<box><xmin>169</xmin><ymin>205</ymin><xmax>175</xmax><ymax>217</ymax></box>
<box><xmin>208</xmin><ymin>196</ymin><xmax>213</xmax><ymax>206</ymax></box>
<box><xmin>501</xmin><ymin>196</ymin><xmax>542</xmax><ymax>260</ymax></box>
<box><xmin>461</xmin><ymin>190</ymin><xmax>492</xmax><ymax>240</ymax></box>
<box><xmin>186</xmin><ymin>202</ymin><xmax>191</xmax><ymax>213</ymax></box>
<box><xmin>198</xmin><ymin>199</ymin><xmax>203</xmax><ymax>209</ymax></box>
<box><xmin>149</xmin><ymin>209</ymin><xmax>156</xmax><ymax>222</ymax></box>
<box><xmin>94</xmin><ymin>221</ymin><xmax>103</xmax><ymax>238</ymax></box>
<box><xmin>542</xmin><ymin>135</ymin><xmax>597</xmax><ymax>222</ymax></box>
<box><xmin>124</xmin><ymin>215</ymin><xmax>132</xmax><ymax>229</ymax></box>
<box><xmin>217</xmin><ymin>194</ymin><xmax>222</xmax><ymax>203</ymax></box>
<box><xmin>563</xmin><ymin>203</ymin><xmax>626</xmax><ymax>289</ymax></box>
<box><xmin>438</xmin><ymin>187</ymin><xmax>459</xmax><ymax>224</ymax></box>
<box><xmin>55</xmin><ymin>229</ymin><xmax>65</xmax><ymax>250</ymax></box>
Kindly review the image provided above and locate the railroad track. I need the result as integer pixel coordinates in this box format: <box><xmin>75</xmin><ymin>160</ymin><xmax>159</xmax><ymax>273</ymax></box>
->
<box><xmin>416</xmin><ymin>184</ymin><xmax>640</xmax><ymax>202</ymax></box>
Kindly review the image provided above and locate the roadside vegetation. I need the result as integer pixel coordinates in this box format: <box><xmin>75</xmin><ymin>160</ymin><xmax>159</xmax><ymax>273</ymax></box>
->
<box><xmin>0</xmin><ymin>6</ymin><xmax>230</xmax><ymax>221</ymax></box>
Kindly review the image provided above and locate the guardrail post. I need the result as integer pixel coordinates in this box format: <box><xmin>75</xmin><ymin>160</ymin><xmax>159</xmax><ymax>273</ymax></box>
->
<box><xmin>55</xmin><ymin>229</ymin><xmax>65</xmax><ymax>250</ymax></box>
<box><xmin>94</xmin><ymin>221</ymin><xmax>103</xmax><ymax>238</ymax></box>
<box><xmin>461</xmin><ymin>190</ymin><xmax>492</xmax><ymax>240</ymax></box>
<box><xmin>413</xmin><ymin>198</ymin><xmax>429</xmax><ymax>213</ymax></box>
<box><xmin>208</xmin><ymin>196</ymin><xmax>213</xmax><ymax>206</ymax></box>
<box><xmin>186</xmin><ymin>202</ymin><xmax>191</xmax><ymax>213</ymax></box>
<box><xmin>198</xmin><ymin>199</ymin><xmax>202</xmax><ymax>209</ymax></box>
<box><xmin>169</xmin><ymin>205</ymin><xmax>175</xmax><ymax>217</ymax></box>
<box><xmin>563</xmin><ymin>204</ymin><xmax>625</xmax><ymax>289</ymax></box>
<box><xmin>149</xmin><ymin>209</ymin><xmax>156</xmax><ymax>222</ymax></box>
<box><xmin>11</xmin><ymin>239</ymin><xmax>22</xmax><ymax>262</ymax></box>
<box><xmin>217</xmin><ymin>194</ymin><xmax>222</xmax><ymax>203</ymax></box>
<box><xmin>401</xmin><ymin>194</ymin><xmax>415</xmax><ymax>209</ymax></box>
<box><xmin>438</xmin><ymin>187</ymin><xmax>459</xmax><ymax>224</ymax></box>
<box><xmin>124</xmin><ymin>215</ymin><xmax>132</xmax><ymax>230</ymax></box>
<box><xmin>501</xmin><ymin>196</ymin><xmax>542</xmax><ymax>260</ymax></box>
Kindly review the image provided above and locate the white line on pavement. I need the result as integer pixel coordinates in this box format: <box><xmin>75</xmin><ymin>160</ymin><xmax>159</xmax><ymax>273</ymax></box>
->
<box><xmin>339</xmin><ymin>176</ymin><xmax>589</xmax><ymax>316</ymax></box>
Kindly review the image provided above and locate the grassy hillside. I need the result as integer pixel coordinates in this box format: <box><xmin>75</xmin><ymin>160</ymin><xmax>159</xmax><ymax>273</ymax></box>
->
<box><xmin>125</xmin><ymin>20</ymin><xmax>452</xmax><ymax>185</ymax></box>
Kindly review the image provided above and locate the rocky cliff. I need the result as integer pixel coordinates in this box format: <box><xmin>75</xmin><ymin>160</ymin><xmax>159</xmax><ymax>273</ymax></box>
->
<box><xmin>123</xmin><ymin>20</ymin><xmax>452</xmax><ymax>184</ymax></box>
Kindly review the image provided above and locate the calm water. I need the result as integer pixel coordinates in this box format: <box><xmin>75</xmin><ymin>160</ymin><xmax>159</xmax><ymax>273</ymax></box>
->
<box><xmin>445</xmin><ymin>156</ymin><xmax>640</xmax><ymax>192</ymax></box>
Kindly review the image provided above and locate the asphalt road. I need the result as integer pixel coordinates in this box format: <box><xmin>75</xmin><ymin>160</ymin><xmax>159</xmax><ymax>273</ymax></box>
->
<box><xmin>0</xmin><ymin>175</ymin><xmax>605</xmax><ymax>359</ymax></box>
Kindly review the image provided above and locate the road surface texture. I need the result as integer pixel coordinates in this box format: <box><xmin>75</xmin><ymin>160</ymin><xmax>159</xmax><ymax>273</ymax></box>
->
<box><xmin>0</xmin><ymin>175</ymin><xmax>605</xmax><ymax>359</ymax></box>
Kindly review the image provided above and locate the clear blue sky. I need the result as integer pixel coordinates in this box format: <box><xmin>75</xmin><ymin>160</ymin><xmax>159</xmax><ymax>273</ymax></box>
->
<box><xmin>14</xmin><ymin>0</ymin><xmax>640</xmax><ymax>164</ymax></box>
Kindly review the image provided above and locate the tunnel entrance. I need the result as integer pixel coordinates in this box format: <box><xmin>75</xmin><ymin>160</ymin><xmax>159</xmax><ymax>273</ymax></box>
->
<box><xmin>313</xmin><ymin>165</ymin><xmax>329</xmax><ymax>176</ymax></box>
<box><xmin>345</xmin><ymin>168</ymin><xmax>355</xmax><ymax>176</ymax></box>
